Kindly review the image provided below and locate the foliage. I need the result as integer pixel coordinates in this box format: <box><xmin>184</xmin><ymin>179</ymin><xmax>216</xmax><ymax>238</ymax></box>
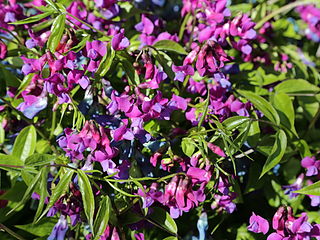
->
<box><xmin>0</xmin><ymin>0</ymin><xmax>319</xmax><ymax>239</ymax></box>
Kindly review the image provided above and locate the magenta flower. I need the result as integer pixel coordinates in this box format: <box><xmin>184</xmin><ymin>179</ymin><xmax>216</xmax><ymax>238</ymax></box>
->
<box><xmin>0</xmin><ymin>41</ymin><xmax>7</xmax><ymax>59</ymax></box>
<box><xmin>301</xmin><ymin>156</ymin><xmax>320</xmax><ymax>176</ymax></box>
<box><xmin>84</xmin><ymin>40</ymin><xmax>107</xmax><ymax>72</ymax></box>
<box><xmin>172</xmin><ymin>65</ymin><xmax>194</xmax><ymax>82</ymax></box>
<box><xmin>112</xmin><ymin>29</ymin><xmax>130</xmax><ymax>51</ymax></box>
<box><xmin>135</xmin><ymin>14</ymin><xmax>154</xmax><ymax>35</ymax></box>
<box><xmin>248</xmin><ymin>212</ymin><xmax>269</xmax><ymax>234</ymax></box>
<box><xmin>207</xmin><ymin>143</ymin><xmax>226</xmax><ymax>157</ymax></box>
<box><xmin>17</xmin><ymin>94</ymin><xmax>48</xmax><ymax>119</ymax></box>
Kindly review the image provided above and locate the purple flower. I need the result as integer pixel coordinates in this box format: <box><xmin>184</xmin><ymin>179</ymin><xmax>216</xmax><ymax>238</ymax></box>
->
<box><xmin>48</xmin><ymin>215</ymin><xmax>68</xmax><ymax>240</ymax></box>
<box><xmin>172</xmin><ymin>65</ymin><xmax>194</xmax><ymax>82</ymax></box>
<box><xmin>112</xmin><ymin>29</ymin><xmax>130</xmax><ymax>51</ymax></box>
<box><xmin>17</xmin><ymin>94</ymin><xmax>48</xmax><ymax>119</ymax></box>
<box><xmin>134</xmin><ymin>233</ymin><xmax>144</xmax><ymax>240</ymax></box>
<box><xmin>301</xmin><ymin>156</ymin><xmax>320</xmax><ymax>176</ymax></box>
<box><xmin>84</xmin><ymin>40</ymin><xmax>107</xmax><ymax>72</ymax></box>
<box><xmin>0</xmin><ymin>41</ymin><xmax>7</xmax><ymax>59</ymax></box>
<box><xmin>248</xmin><ymin>212</ymin><xmax>270</xmax><ymax>234</ymax></box>
<box><xmin>282</xmin><ymin>173</ymin><xmax>304</xmax><ymax>198</ymax></box>
<box><xmin>135</xmin><ymin>14</ymin><xmax>154</xmax><ymax>35</ymax></box>
<box><xmin>100</xmin><ymin>4</ymin><xmax>120</xmax><ymax>19</ymax></box>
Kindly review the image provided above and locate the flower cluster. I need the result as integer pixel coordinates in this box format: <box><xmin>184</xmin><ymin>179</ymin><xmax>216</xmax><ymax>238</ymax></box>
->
<box><xmin>0</xmin><ymin>0</ymin><xmax>319</xmax><ymax>239</ymax></box>
<box><xmin>248</xmin><ymin>206</ymin><xmax>320</xmax><ymax>240</ymax></box>
<box><xmin>297</xmin><ymin>5</ymin><xmax>320</xmax><ymax>42</ymax></box>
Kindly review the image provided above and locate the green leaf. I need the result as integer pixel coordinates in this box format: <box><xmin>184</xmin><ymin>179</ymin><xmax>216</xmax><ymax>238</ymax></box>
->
<box><xmin>294</xmin><ymin>181</ymin><xmax>320</xmax><ymax>196</ymax></box>
<box><xmin>37</xmin><ymin>169</ymin><xmax>74</xmax><ymax>222</ymax></box>
<box><xmin>153</xmin><ymin>40</ymin><xmax>187</xmax><ymax>55</ymax></box>
<box><xmin>93</xmin><ymin>196</ymin><xmax>111</xmax><ymax>240</ymax></box>
<box><xmin>260</xmin><ymin>130</ymin><xmax>287</xmax><ymax>178</ymax></box>
<box><xmin>275</xmin><ymin>79</ymin><xmax>320</xmax><ymax>94</ymax></box>
<box><xmin>12</xmin><ymin>125</ymin><xmax>37</xmax><ymax>162</ymax></box>
<box><xmin>34</xmin><ymin>167</ymin><xmax>49</xmax><ymax>222</ymax></box>
<box><xmin>238</xmin><ymin>90</ymin><xmax>280</xmax><ymax>125</ymax></box>
<box><xmin>162</xmin><ymin>237</ymin><xmax>178</xmax><ymax>240</ymax></box>
<box><xmin>149</xmin><ymin>207</ymin><xmax>178</xmax><ymax>235</ymax></box>
<box><xmin>181</xmin><ymin>138</ymin><xmax>195</xmax><ymax>157</ymax></box>
<box><xmin>78</xmin><ymin>170</ymin><xmax>95</xmax><ymax>231</ymax></box>
<box><xmin>0</xmin><ymin>154</ymin><xmax>24</xmax><ymax>172</ymax></box>
<box><xmin>47</xmin><ymin>14</ymin><xmax>66</xmax><ymax>52</ymax></box>
<box><xmin>144</xmin><ymin>119</ymin><xmax>161</xmax><ymax>136</ymax></box>
<box><xmin>8</xmin><ymin>168</ymin><xmax>44</xmax><ymax>215</ymax></box>
<box><xmin>16</xmin><ymin>73</ymin><xmax>35</xmax><ymax>97</ymax></box>
<box><xmin>70</xmin><ymin>34</ymin><xmax>90</xmax><ymax>52</ymax></box>
<box><xmin>0</xmin><ymin>182</ymin><xmax>27</xmax><ymax>202</ymax></box>
<box><xmin>272</xmin><ymin>93</ymin><xmax>298</xmax><ymax>137</ymax></box>
<box><xmin>96</xmin><ymin>43</ymin><xmax>115</xmax><ymax>77</ymax></box>
<box><xmin>293</xmin><ymin>139</ymin><xmax>311</xmax><ymax>158</ymax></box>
<box><xmin>121</xmin><ymin>59</ymin><xmax>140</xmax><ymax>86</ymax></box>
<box><xmin>152</xmin><ymin>50</ymin><xmax>175</xmax><ymax>80</ymax></box>
<box><xmin>222</xmin><ymin>116</ymin><xmax>250</xmax><ymax>131</ymax></box>
<box><xmin>10</xmin><ymin>11</ymin><xmax>53</xmax><ymax>25</ymax></box>
<box><xmin>15</xmin><ymin>218</ymin><xmax>57</xmax><ymax>237</ymax></box>
<box><xmin>25</xmin><ymin>153</ymin><xmax>55</xmax><ymax>167</ymax></box>
<box><xmin>247</xmin><ymin>114</ymin><xmax>260</xmax><ymax>147</ymax></box>
<box><xmin>35</xmin><ymin>140</ymin><xmax>52</xmax><ymax>154</ymax></box>
<box><xmin>0</xmin><ymin>66</ymin><xmax>20</xmax><ymax>94</ymax></box>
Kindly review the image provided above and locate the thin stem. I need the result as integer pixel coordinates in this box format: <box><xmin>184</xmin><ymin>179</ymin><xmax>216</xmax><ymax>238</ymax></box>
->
<box><xmin>187</xmin><ymin>14</ymin><xmax>196</xmax><ymax>50</ymax></box>
<box><xmin>66</xmin><ymin>13</ymin><xmax>106</xmax><ymax>36</ymax></box>
<box><xmin>0</xmin><ymin>223</ymin><xmax>27</xmax><ymax>240</ymax></box>
<box><xmin>0</xmin><ymin>36</ymin><xmax>41</xmax><ymax>57</ymax></box>
<box><xmin>144</xmin><ymin>218</ymin><xmax>178</xmax><ymax>237</ymax></box>
<box><xmin>255</xmin><ymin>0</ymin><xmax>319</xmax><ymax>29</ymax></box>
<box><xmin>0</xmin><ymin>27</ymin><xmax>23</xmax><ymax>45</ymax></box>
<box><xmin>50</xmin><ymin>109</ymin><xmax>57</xmax><ymax>140</ymax></box>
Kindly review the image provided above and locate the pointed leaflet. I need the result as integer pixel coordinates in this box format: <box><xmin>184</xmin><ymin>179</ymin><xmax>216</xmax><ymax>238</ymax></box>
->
<box><xmin>152</xmin><ymin>50</ymin><xmax>175</xmax><ymax>80</ymax></box>
<box><xmin>272</xmin><ymin>92</ymin><xmax>298</xmax><ymax>137</ymax></box>
<box><xmin>34</xmin><ymin>167</ymin><xmax>49</xmax><ymax>222</ymax></box>
<box><xmin>149</xmin><ymin>207</ymin><xmax>178</xmax><ymax>236</ymax></box>
<box><xmin>15</xmin><ymin>218</ymin><xmax>57</xmax><ymax>237</ymax></box>
<box><xmin>78</xmin><ymin>170</ymin><xmax>95</xmax><ymax>232</ymax></box>
<box><xmin>238</xmin><ymin>90</ymin><xmax>280</xmax><ymax>125</ymax></box>
<box><xmin>25</xmin><ymin>153</ymin><xmax>55</xmax><ymax>167</ymax></box>
<box><xmin>7</xmin><ymin>167</ymin><xmax>44</xmax><ymax>215</ymax></box>
<box><xmin>37</xmin><ymin>169</ymin><xmax>74</xmax><ymax>222</ymax></box>
<box><xmin>121</xmin><ymin>59</ymin><xmax>140</xmax><ymax>86</ymax></box>
<box><xmin>274</xmin><ymin>79</ymin><xmax>320</xmax><ymax>94</ymax></box>
<box><xmin>153</xmin><ymin>40</ymin><xmax>187</xmax><ymax>55</ymax></box>
<box><xmin>0</xmin><ymin>154</ymin><xmax>24</xmax><ymax>172</ymax></box>
<box><xmin>222</xmin><ymin>116</ymin><xmax>250</xmax><ymax>131</ymax></box>
<box><xmin>181</xmin><ymin>138</ymin><xmax>195</xmax><ymax>157</ymax></box>
<box><xmin>294</xmin><ymin>181</ymin><xmax>320</xmax><ymax>196</ymax></box>
<box><xmin>96</xmin><ymin>42</ymin><xmax>115</xmax><ymax>77</ymax></box>
<box><xmin>47</xmin><ymin>14</ymin><xmax>66</xmax><ymax>52</ymax></box>
<box><xmin>93</xmin><ymin>196</ymin><xmax>111</xmax><ymax>240</ymax></box>
<box><xmin>12</xmin><ymin>125</ymin><xmax>37</xmax><ymax>162</ymax></box>
<box><xmin>10</xmin><ymin>11</ymin><xmax>53</xmax><ymax>25</ymax></box>
<box><xmin>260</xmin><ymin>130</ymin><xmax>287</xmax><ymax>178</ymax></box>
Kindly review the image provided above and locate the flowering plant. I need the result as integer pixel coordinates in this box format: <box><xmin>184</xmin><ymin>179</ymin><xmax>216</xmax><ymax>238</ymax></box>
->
<box><xmin>0</xmin><ymin>0</ymin><xmax>320</xmax><ymax>239</ymax></box>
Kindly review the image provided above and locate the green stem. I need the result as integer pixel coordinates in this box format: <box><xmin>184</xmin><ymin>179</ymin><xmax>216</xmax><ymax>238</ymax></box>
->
<box><xmin>0</xmin><ymin>36</ymin><xmax>41</xmax><ymax>57</ymax></box>
<box><xmin>0</xmin><ymin>223</ymin><xmax>26</xmax><ymax>240</ymax></box>
<box><xmin>50</xmin><ymin>109</ymin><xmax>57</xmax><ymax>139</ymax></box>
<box><xmin>0</xmin><ymin>27</ymin><xmax>23</xmax><ymax>45</ymax></box>
<box><xmin>255</xmin><ymin>0</ymin><xmax>319</xmax><ymax>29</ymax></box>
<box><xmin>66</xmin><ymin>13</ymin><xmax>106</xmax><ymax>36</ymax></box>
